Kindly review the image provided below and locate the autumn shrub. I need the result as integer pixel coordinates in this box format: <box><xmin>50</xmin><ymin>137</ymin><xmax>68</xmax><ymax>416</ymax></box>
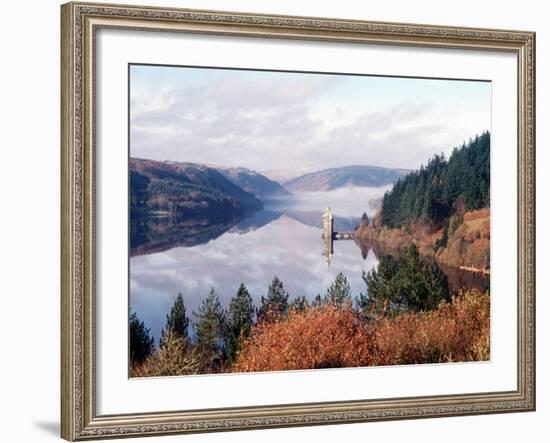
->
<box><xmin>368</xmin><ymin>291</ymin><xmax>489</xmax><ymax>365</ymax></box>
<box><xmin>233</xmin><ymin>292</ymin><xmax>489</xmax><ymax>373</ymax></box>
<box><xmin>131</xmin><ymin>329</ymin><xmax>200</xmax><ymax>377</ymax></box>
<box><xmin>232</xmin><ymin>304</ymin><xmax>373</xmax><ymax>372</ymax></box>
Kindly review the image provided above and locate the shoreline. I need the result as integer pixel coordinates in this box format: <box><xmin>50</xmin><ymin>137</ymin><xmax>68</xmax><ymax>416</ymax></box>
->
<box><xmin>459</xmin><ymin>265</ymin><xmax>490</xmax><ymax>275</ymax></box>
<box><xmin>355</xmin><ymin>208</ymin><xmax>491</xmax><ymax>274</ymax></box>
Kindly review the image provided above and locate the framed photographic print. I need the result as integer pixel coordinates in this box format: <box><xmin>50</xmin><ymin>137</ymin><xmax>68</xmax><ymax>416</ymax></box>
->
<box><xmin>61</xmin><ymin>1</ymin><xmax>536</xmax><ymax>440</ymax></box>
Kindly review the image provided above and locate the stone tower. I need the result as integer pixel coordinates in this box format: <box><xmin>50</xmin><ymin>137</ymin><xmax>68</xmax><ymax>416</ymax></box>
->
<box><xmin>322</xmin><ymin>207</ymin><xmax>334</xmax><ymax>264</ymax></box>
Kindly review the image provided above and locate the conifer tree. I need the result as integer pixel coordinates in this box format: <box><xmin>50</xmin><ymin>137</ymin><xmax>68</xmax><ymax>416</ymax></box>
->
<box><xmin>312</xmin><ymin>294</ymin><xmax>323</xmax><ymax>308</ymax></box>
<box><xmin>324</xmin><ymin>272</ymin><xmax>352</xmax><ymax>307</ymax></box>
<box><xmin>379</xmin><ymin>131</ymin><xmax>490</xmax><ymax>228</ymax></box>
<box><xmin>257</xmin><ymin>276</ymin><xmax>289</xmax><ymax>321</ymax></box>
<box><xmin>193</xmin><ymin>288</ymin><xmax>226</xmax><ymax>371</ymax></box>
<box><xmin>129</xmin><ymin>311</ymin><xmax>155</xmax><ymax>364</ymax></box>
<box><xmin>160</xmin><ymin>292</ymin><xmax>189</xmax><ymax>347</ymax></box>
<box><xmin>361</xmin><ymin>244</ymin><xmax>449</xmax><ymax>313</ymax></box>
<box><xmin>226</xmin><ymin>283</ymin><xmax>255</xmax><ymax>364</ymax></box>
<box><xmin>289</xmin><ymin>295</ymin><xmax>309</xmax><ymax>312</ymax></box>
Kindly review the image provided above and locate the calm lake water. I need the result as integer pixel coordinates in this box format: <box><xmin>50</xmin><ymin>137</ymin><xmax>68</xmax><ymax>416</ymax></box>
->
<box><xmin>130</xmin><ymin>187</ymin><xmax>487</xmax><ymax>344</ymax></box>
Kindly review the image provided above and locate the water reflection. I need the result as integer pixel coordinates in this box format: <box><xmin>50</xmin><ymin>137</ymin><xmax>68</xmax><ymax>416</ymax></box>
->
<box><xmin>131</xmin><ymin>207</ymin><xmax>362</xmax><ymax>258</ymax></box>
<box><xmin>130</xmin><ymin>188</ymin><xmax>487</xmax><ymax>345</ymax></box>
<box><xmin>131</xmin><ymin>211</ymin><xmax>378</xmax><ymax>344</ymax></box>
<box><xmin>356</xmin><ymin>237</ymin><xmax>489</xmax><ymax>294</ymax></box>
<box><xmin>130</xmin><ymin>213</ymin><xmax>242</xmax><ymax>257</ymax></box>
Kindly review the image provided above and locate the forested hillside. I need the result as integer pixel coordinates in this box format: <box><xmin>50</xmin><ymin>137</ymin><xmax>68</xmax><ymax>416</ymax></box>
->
<box><xmin>130</xmin><ymin>158</ymin><xmax>262</xmax><ymax>218</ymax></box>
<box><xmin>381</xmin><ymin>132</ymin><xmax>490</xmax><ymax>228</ymax></box>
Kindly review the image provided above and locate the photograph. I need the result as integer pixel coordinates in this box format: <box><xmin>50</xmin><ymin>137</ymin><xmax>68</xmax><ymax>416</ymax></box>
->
<box><xmin>54</xmin><ymin>2</ymin><xmax>537</xmax><ymax>440</ymax></box>
<box><xmin>128</xmin><ymin>64</ymin><xmax>491</xmax><ymax>377</ymax></box>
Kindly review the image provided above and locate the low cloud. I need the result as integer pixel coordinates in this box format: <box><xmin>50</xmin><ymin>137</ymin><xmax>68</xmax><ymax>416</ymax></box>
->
<box><xmin>130</xmin><ymin>68</ymin><xmax>490</xmax><ymax>173</ymax></box>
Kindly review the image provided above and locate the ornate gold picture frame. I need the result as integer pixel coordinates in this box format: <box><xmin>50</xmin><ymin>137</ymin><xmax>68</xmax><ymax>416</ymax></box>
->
<box><xmin>61</xmin><ymin>2</ymin><xmax>535</xmax><ymax>440</ymax></box>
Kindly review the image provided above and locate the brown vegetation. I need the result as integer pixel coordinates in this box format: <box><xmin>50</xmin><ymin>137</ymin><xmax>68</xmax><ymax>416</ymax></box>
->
<box><xmin>436</xmin><ymin>209</ymin><xmax>490</xmax><ymax>272</ymax></box>
<box><xmin>355</xmin><ymin>208</ymin><xmax>490</xmax><ymax>272</ymax></box>
<box><xmin>233</xmin><ymin>304</ymin><xmax>372</xmax><ymax>372</ymax></box>
<box><xmin>233</xmin><ymin>292</ymin><xmax>489</xmax><ymax>372</ymax></box>
<box><xmin>369</xmin><ymin>291</ymin><xmax>489</xmax><ymax>365</ymax></box>
<box><xmin>131</xmin><ymin>330</ymin><xmax>200</xmax><ymax>377</ymax></box>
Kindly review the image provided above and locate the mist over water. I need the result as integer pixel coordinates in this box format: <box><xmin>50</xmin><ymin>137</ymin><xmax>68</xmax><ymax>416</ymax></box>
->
<box><xmin>264</xmin><ymin>186</ymin><xmax>391</xmax><ymax>218</ymax></box>
<box><xmin>130</xmin><ymin>186</ymin><xmax>486</xmax><ymax>345</ymax></box>
<box><xmin>130</xmin><ymin>187</ymin><xmax>384</xmax><ymax>344</ymax></box>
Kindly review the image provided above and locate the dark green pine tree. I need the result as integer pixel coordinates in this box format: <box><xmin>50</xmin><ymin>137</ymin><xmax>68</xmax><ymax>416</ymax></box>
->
<box><xmin>312</xmin><ymin>294</ymin><xmax>323</xmax><ymax>307</ymax></box>
<box><xmin>379</xmin><ymin>131</ymin><xmax>490</xmax><ymax>228</ymax></box>
<box><xmin>289</xmin><ymin>295</ymin><xmax>309</xmax><ymax>312</ymax></box>
<box><xmin>193</xmin><ymin>288</ymin><xmax>226</xmax><ymax>371</ymax></box>
<box><xmin>359</xmin><ymin>254</ymin><xmax>399</xmax><ymax>312</ymax></box>
<box><xmin>257</xmin><ymin>276</ymin><xmax>289</xmax><ymax>321</ymax></box>
<box><xmin>361</xmin><ymin>244</ymin><xmax>449</xmax><ymax>314</ymax></box>
<box><xmin>422</xmin><ymin>186</ymin><xmax>436</xmax><ymax>222</ymax></box>
<box><xmin>354</xmin><ymin>291</ymin><xmax>370</xmax><ymax>315</ymax></box>
<box><xmin>160</xmin><ymin>293</ymin><xmax>189</xmax><ymax>347</ymax></box>
<box><xmin>225</xmin><ymin>283</ymin><xmax>255</xmax><ymax>364</ymax></box>
<box><xmin>129</xmin><ymin>311</ymin><xmax>155</xmax><ymax>364</ymax></box>
<box><xmin>417</xmin><ymin>262</ymin><xmax>450</xmax><ymax>310</ymax></box>
<box><xmin>323</xmin><ymin>272</ymin><xmax>352</xmax><ymax>307</ymax></box>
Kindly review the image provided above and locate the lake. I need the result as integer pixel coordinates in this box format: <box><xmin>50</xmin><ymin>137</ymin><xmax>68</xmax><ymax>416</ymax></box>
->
<box><xmin>130</xmin><ymin>187</ymin><xmax>487</xmax><ymax>344</ymax></box>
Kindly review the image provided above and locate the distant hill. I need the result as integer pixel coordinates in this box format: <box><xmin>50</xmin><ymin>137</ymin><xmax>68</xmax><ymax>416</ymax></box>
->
<box><xmin>218</xmin><ymin>167</ymin><xmax>290</xmax><ymax>198</ymax></box>
<box><xmin>130</xmin><ymin>158</ymin><xmax>262</xmax><ymax>219</ymax></box>
<box><xmin>259</xmin><ymin>167</ymin><xmax>312</xmax><ymax>183</ymax></box>
<box><xmin>283</xmin><ymin>165</ymin><xmax>408</xmax><ymax>192</ymax></box>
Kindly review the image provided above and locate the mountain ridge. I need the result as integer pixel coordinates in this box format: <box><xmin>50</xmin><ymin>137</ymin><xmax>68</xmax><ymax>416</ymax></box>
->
<box><xmin>130</xmin><ymin>158</ymin><xmax>262</xmax><ymax>219</ymax></box>
<box><xmin>217</xmin><ymin>166</ymin><xmax>290</xmax><ymax>198</ymax></box>
<box><xmin>283</xmin><ymin>165</ymin><xmax>409</xmax><ymax>192</ymax></box>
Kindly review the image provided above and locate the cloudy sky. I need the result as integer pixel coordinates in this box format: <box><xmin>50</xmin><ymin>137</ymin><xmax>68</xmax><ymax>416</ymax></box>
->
<box><xmin>130</xmin><ymin>64</ymin><xmax>491</xmax><ymax>176</ymax></box>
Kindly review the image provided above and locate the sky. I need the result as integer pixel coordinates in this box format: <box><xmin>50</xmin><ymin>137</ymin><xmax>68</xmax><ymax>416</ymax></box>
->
<box><xmin>130</xmin><ymin>64</ymin><xmax>491</xmax><ymax>176</ymax></box>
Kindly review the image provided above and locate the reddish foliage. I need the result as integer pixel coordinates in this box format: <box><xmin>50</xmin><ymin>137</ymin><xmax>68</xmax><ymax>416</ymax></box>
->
<box><xmin>369</xmin><ymin>291</ymin><xmax>490</xmax><ymax>365</ymax></box>
<box><xmin>233</xmin><ymin>292</ymin><xmax>489</xmax><ymax>373</ymax></box>
<box><xmin>232</xmin><ymin>304</ymin><xmax>373</xmax><ymax>372</ymax></box>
